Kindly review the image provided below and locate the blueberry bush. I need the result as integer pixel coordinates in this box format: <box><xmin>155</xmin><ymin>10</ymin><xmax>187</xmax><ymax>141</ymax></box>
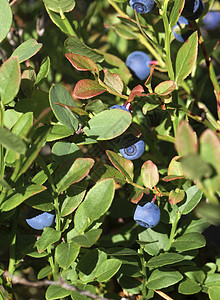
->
<box><xmin>0</xmin><ymin>0</ymin><xmax>220</xmax><ymax>299</ymax></box>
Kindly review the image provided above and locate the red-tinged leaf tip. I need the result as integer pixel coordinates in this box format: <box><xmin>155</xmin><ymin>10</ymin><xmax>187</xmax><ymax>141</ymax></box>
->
<box><xmin>128</xmin><ymin>85</ymin><xmax>144</xmax><ymax>102</ymax></box>
<box><xmin>65</xmin><ymin>53</ymin><xmax>99</xmax><ymax>74</ymax></box>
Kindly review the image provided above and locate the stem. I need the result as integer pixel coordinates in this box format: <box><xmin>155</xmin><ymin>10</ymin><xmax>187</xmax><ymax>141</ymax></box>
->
<box><xmin>166</xmin><ymin>211</ymin><xmax>181</xmax><ymax>251</ymax></box>
<box><xmin>161</xmin><ymin>0</ymin><xmax>175</xmax><ymax>81</ymax></box>
<box><xmin>107</xmin><ymin>0</ymin><xmax>128</xmax><ymax>18</ymax></box>
<box><xmin>0</xmin><ymin>101</ymin><xmax>4</xmax><ymax>182</ymax></box>
<box><xmin>139</xmin><ymin>245</ymin><xmax>147</xmax><ymax>299</ymax></box>
<box><xmin>8</xmin><ymin>207</ymin><xmax>21</xmax><ymax>279</ymax></box>
<box><xmin>61</xmin><ymin>15</ymin><xmax>77</xmax><ymax>36</ymax></box>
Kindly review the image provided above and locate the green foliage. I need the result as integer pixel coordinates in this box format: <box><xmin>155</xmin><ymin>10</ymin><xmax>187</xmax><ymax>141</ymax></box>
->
<box><xmin>0</xmin><ymin>0</ymin><xmax>220</xmax><ymax>299</ymax></box>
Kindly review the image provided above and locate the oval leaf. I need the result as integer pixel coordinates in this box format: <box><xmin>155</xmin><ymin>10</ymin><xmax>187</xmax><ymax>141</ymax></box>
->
<box><xmin>95</xmin><ymin>259</ymin><xmax>122</xmax><ymax>282</ymax></box>
<box><xmin>73</xmin><ymin>79</ymin><xmax>106</xmax><ymax>99</ymax></box>
<box><xmin>65</xmin><ymin>53</ymin><xmax>99</xmax><ymax>74</ymax></box>
<box><xmin>0</xmin><ymin>127</ymin><xmax>26</xmax><ymax>155</ymax></box>
<box><xmin>0</xmin><ymin>0</ymin><xmax>12</xmax><ymax>43</ymax></box>
<box><xmin>175</xmin><ymin>31</ymin><xmax>198</xmax><ymax>84</ymax></box>
<box><xmin>154</xmin><ymin>80</ymin><xmax>176</xmax><ymax>95</ymax></box>
<box><xmin>84</xmin><ymin>109</ymin><xmax>132</xmax><ymax>140</ymax></box>
<box><xmin>11</xmin><ymin>39</ymin><xmax>42</xmax><ymax>63</ymax></box>
<box><xmin>141</xmin><ymin>160</ymin><xmax>159</xmax><ymax>189</ymax></box>
<box><xmin>43</xmin><ymin>0</ymin><xmax>75</xmax><ymax>13</ymax></box>
<box><xmin>0</xmin><ymin>57</ymin><xmax>21</xmax><ymax>105</ymax></box>
<box><xmin>72</xmin><ymin>229</ymin><xmax>102</xmax><ymax>247</ymax></box>
<box><xmin>175</xmin><ymin>120</ymin><xmax>198</xmax><ymax>156</ymax></box>
<box><xmin>55</xmin><ymin>242</ymin><xmax>80</xmax><ymax>269</ymax></box>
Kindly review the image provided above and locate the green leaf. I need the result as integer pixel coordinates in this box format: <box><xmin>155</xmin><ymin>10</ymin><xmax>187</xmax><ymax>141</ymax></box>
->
<box><xmin>178</xmin><ymin>185</ymin><xmax>203</xmax><ymax>214</ymax></box>
<box><xmin>36</xmin><ymin>227</ymin><xmax>61</xmax><ymax>253</ymax></box>
<box><xmin>0</xmin><ymin>0</ymin><xmax>12</xmax><ymax>43</ymax></box>
<box><xmin>147</xmin><ymin>253</ymin><xmax>184</xmax><ymax>268</ymax></box>
<box><xmin>11</xmin><ymin>39</ymin><xmax>42</xmax><ymax>63</ymax></box>
<box><xmin>72</xmin><ymin>229</ymin><xmax>102</xmax><ymax>247</ymax></box>
<box><xmin>0</xmin><ymin>57</ymin><xmax>21</xmax><ymax>104</ymax></box>
<box><xmin>154</xmin><ymin>80</ymin><xmax>176</xmax><ymax>95</ymax></box>
<box><xmin>20</xmin><ymin>126</ymin><xmax>51</xmax><ymax>175</ymax></box>
<box><xmin>200</xmin><ymin>129</ymin><xmax>220</xmax><ymax>174</ymax></box>
<box><xmin>175</xmin><ymin>31</ymin><xmax>198</xmax><ymax>84</ymax></box>
<box><xmin>95</xmin><ymin>259</ymin><xmax>122</xmax><ymax>282</ymax></box>
<box><xmin>172</xmin><ymin>232</ymin><xmax>206</xmax><ymax>252</ymax></box>
<box><xmin>46</xmin><ymin>284</ymin><xmax>71</xmax><ymax>300</ymax></box>
<box><xmin>37</xmin><ymin>265</ymin><xmax>52</xmax><ymax>280</ymax></box>
<box><xmin>168</xmin><ymin>156</ymin><xmax>184</xmax><ymax>176</ymax></box>
<box><xmin>77</xmin><ymin>249</ymin><xmax>107</xmax><ymax>283</ymax></box>
<box><xmin>106</xmin><ymin>150</ymin><xmax>134</xmax><ymax>181</ymax></box>
<box><xmin>147</xmin><ymin>269</ymin><xmax>183</xmax><ymax>289</ymax></box>
<box><xmin>170</xmin><ymin>0</ymin><xmax>185</xmax><ymax>28</ymax></box>
<box><xmin>195</xmin><ymin>202</ymin><xmax>220</xmax><ymax>226</ymax></box>
<box><xmin>56</xmin><ymin>158</ymin><xmax>94</xmax><ymax>193</ymax></box>
<box><xmin>175</xmin><ymin>120</ymin><xmax>198</xmax><ymax>156</ymax></box>
<box><xmin>46</xmin><ymin>124</ymin><xmax>73</xmax><ymax>141</ymax></box>
<box><xmin>65</xmin><ymin>53</ymin><xmax>99</xmax><ymax>74</ymax></box>
<box><xmin>178</xmin><ymin>278</ymin><xmax>201</xmax><ymax>295</ymax></box>
<box><xmin>73</xmin><ymin>79</ymin><xmax>106</xmax><ymax>99</ymax></box>
<box><xmin>0</xmin><ymin>127</ymin><xmax>26</xmax><ymax>155</ymax></box>
<box><xmin>55</xmin><ymin>242</ymin><xmax>80</xmax><ymax>269</ymax></box>
<box><xmin>138</xmin><ymin>225</ymin><xmax>169</xmax><ymax>256</ymax></box>
<box><xmin>141</xmin><ymin>160</ymin><xmax>159</xmax><ymax>189</ymax></box>
<box><xmin>52</xmin><ymin>141</ymin><xmax>82</xmax><ymax>163</ymax></box>
<box><xmin>115</xmin><ymin>23</ymin><xmax>137</xmax><ymax>39</ymax></box>
<box><xmin>25</xmin><ymin>190</ymin><xmax>54</xmax><ymax>211</ymax></box>
<box><xmin>84</xmin><ymin>109</ymin><xmax>132</xmax><ymax>140</ymax></box>
<box><xmin>61</xmin><ymin>182</ymin><xmax>87</xmax><ymax>217</ymax></box>
<box><xmin>36</xmin><ymin>56</ymin><xmax>50</xmax><ymax>84</ymax></box>
<box><xmin>205</xmin><ymin>274</ymin><xmax>220</xmax><ymax>287</ymax></box>
<box><xmin>74</xmin><ymin>179</ymin><xmax>115</xmax><ymax>233</ymax></box>
<box><xmin>103</xmin><ymin>69</ymin><xmax>124</xmax><ymax>95</ymax></box>
<box><xmin>65</xmin><ymin>36</ymin><xmax>104</xmax><ymax>63</ymax></box>
<box><xmin>49</xmin><ymin>84</ymin><xmax>79</xmax><ymax>131</ymax></box>
<box><xmin>180</xmin><ymin>154</ymin><xmax>212</xmax><ymax>181</ymax></box>
<box><xmin>209</xmin><ymin>286</ymin><xmax>220</xmax><ymax>300</ymax></box>
<box><xmin>43</xmin><ymin>0</ymin><xmax>75</xmax><ymax>13</ymax></box>
<box><xmin>0</xmin><ymin>177</ymin><xmax>12</xmax><ymax>191</ymax></box>
<box><xmin>1</xmin><ymin>184</ymin><xmax>46</xmax><ymax>211</ymax></box>
<box><xmin>5</xmin><ymin>112</ymin><xmax>33</xmax><ymax>165</ymax></box>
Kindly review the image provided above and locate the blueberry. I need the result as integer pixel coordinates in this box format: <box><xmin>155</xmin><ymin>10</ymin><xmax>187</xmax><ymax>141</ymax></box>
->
<box><xmin>26</xmin><ymin>208</ymin><xmax>55</xmax><ymax>230</ymax></box>
<box><xmin>182</xmin><ymin>0</ymin><xmax>204</xmax><ymax>20</ymax></box>
<box><xmin>119</xmin><ymin>134</ymin><xmax>145</xmax><ymax>160</ymax></box>
<box><xmin>172</xmin><ymin>16</ymin><xmax>195</xmax><ymax>42</ymax></box>
<box><xmin>129</xmin><ymin>0</ymin><xmax>156</xmax><ymax>14</ymax></box>
<box><xmin>202</xmin><ymin>10</ymin><xmax>220</xmax><ymax>30</ymax></box>
<box><xmin>126</xmin><ymin>51</ymin><xmax>151</xmax><ymax>80</ymax></box>
<box><xmin>109</xmin><ymin>105</ymin><xmax>130</xmax><ymax>113</ymax></box>
<box><xmin>134</xmin><ymin>202</ymin><xmax>160</xmax><ymax>228</ymax></box>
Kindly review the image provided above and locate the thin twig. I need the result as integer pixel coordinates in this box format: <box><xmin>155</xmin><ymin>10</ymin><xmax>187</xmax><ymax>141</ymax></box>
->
<box><xmin>10</xmin><ymin>0</ymin><xmax>21</xmax><ymax>7</ymax></box>
<box><xmin>3</xmin><ymin>271</ymin><xmax>126</xmax><ymax>300</ymax></box>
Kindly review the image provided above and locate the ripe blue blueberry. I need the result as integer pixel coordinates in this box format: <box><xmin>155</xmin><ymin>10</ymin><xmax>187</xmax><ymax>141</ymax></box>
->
<box><xmin>119</xmin><ymin>134</ymin><xmax>145</xmax><ymax>160</ymax></box>
<box><xmin>129</xmin><ymin>0</ymin><xmax>156</xmax><ymax>14</ymax></box>
<box><xmin>172</xmin><ymin>16</ymin><xmax>194</xmax><ymax>42</ymax></box>
<box><xmin>126</xmin><ymin>51</ymin><xmax>151</xmax><ymax>80</ymax></box>
<box><xmin>26</xmin><ymin>208</ymin><xmax>55</xmax><ymax>230</ymax></box>
<box><xmin>182</xmin><ymin>0</ymin><xmax>205</xmax><ymax>20</ymax></box>
<box><xmin>134</xmin><ymin>202</ymin><xmax>160</xmax><ymax>228</ymax></box>
<box><xmin>109</xmin><ymin>105</ymin><xmax>130</xmax><ymax>113</ymax></box>
<box><xmin>202</xmin><ymin>10</ymin><xmax>220</xmax><ymax>30</ymax></box>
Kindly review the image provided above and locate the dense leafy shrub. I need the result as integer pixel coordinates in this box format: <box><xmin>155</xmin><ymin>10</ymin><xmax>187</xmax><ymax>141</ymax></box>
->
<box><xmin>0</xmin><ymin>0</ymin><xmax>220</xmax><ymax>299</ymax></box>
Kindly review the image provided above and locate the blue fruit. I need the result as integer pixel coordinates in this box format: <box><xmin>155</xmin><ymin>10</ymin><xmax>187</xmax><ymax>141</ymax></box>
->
<box><xmin>182</xmin><ymin>0</ymin><xmax>204</xmax><ymax>20</ymax></box>
<box><xmin>172</xmin><ymin>16</ymin><xmax>194</xmax><ymax>42</ymax></box>
<box><xmin>126</xmin><ymin>51</ymin><xmax>151</xmax><ymax>80</ymax></box>
<box><xmin>119</xmin><ymin>134</ymin><xmax>145</xmax><ymax>160</ymax></box>
<box><xmin>129</xmin><ymin>0</ymin><xmax>156</xmax><ymax>14</ymax></box>
<box><xmin>26</xmin><ymin>209</ymin><xmax>55</xmax><ymax>230</ymax></box>
<box><xmin>134</xmin><ymin>202</ymin><xmax>160</xmax><ymax>228</ymax></box>
<box><xmin>202</xmin><ymin>10</ymin><xmax>220</xmax><ymax>30</ymax></box>
<box><xmin>109</xmin><ymin>105</ymin><xmax>130</xmax><ymax>113</ymax></box>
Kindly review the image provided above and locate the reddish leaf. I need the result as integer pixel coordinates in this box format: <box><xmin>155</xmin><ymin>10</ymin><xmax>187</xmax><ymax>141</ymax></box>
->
<box><xmin>73</xmin><ymin>79</ymin><xmax>106</xmax><ymax>99</ymax></box>
<box><xmin>162</xmin><ymin>175</ymin><xmax>184</xmax><ymax>182</ymax></box>
<box><xmin>130</xmin><ymin>188</ymin><xmax>144</xmax><ymax>204</ymax></box>
<box><xmin>65</xmin><ymin>53</ymin><xmax>99</xmax><ymax>74</ymax></box>
<box><xmin>169</xmin><ymin>189</ymin><xmax>185</xmax><ymax>205</ymax></box>
<box><xmin>168</xmin><ymin>156</ymin><xmax>184</xmax><ymax>176</ymax></box>
<box><xmin>154</xmin><ymin>80</ymin><xmax>176</xmax><ymax>96</ymax></box>
<box><xmin>141</xmin><ymin>160</ymin><xmax>159</xmax><ymax>189</ymax></box>
<box><xmin>175</xmin><ymin>120</ymin><xmax>198</xmax><ymax>156</ymax></box>
<box><xmin>106</xmin><ymin>150</ymin><xmax>134</xmax><ymax>181</ymax></box>
<box><xmin>128</xmin><ymin>85</ymin><xmax>144</xmax><ymax>102</ymax></box>
<box><xmin>103</xmin><ymin>69</ymin><xmax>124</xmax><ymax>95</ymax></box>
